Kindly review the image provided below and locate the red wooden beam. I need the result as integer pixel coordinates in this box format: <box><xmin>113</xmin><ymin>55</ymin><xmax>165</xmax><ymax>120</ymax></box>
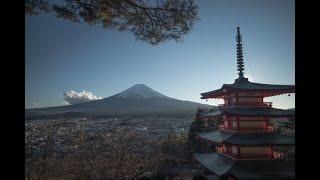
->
<box><xmin>237</xmin><ymin>115</ymin><xmax>240</xmax><ymax>131</ymax></box>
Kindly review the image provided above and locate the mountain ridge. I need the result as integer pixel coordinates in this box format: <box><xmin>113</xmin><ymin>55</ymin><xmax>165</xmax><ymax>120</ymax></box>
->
<box><xmin>26</xmin><ymin>84</ymin><xmax>213</xmax><ymax>118</ymax></box>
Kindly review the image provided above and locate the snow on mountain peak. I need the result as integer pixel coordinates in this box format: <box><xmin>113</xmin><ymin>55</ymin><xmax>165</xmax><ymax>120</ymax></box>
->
<box><xmin>115</xmin><ymin>84</ymin><xmax>168</xmax><ymax>99</ymax></box>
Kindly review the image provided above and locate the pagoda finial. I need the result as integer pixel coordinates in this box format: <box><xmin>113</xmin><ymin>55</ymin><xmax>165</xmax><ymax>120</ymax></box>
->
<box><xmin>235</xmin><ymin>27</ymin><xmax>249</xmax><ymax>83</ymax></box>
<box><xmin>236</xmin><ymin>27</ymin><xmax>244</xmax><ymax>78</ymax></box>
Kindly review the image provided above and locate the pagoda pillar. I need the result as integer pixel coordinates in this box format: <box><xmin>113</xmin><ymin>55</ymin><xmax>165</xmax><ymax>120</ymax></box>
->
<box><xmin>237</xmin><ymin>116</ymin><xmax>240</xmax><ymax>131</ymax></box>
<box><xmin>236</xmin><ymin>92</ymin><xmax>239</xmax><ymax>106</ymax></box>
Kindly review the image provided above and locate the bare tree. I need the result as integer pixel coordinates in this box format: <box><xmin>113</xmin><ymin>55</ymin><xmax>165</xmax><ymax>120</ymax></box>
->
<box><xmin>25</xmin><ymin>119</ymin><xmax>194</xmax><ymax>180</ymax></box>
<box><xmin>25</xmin><ymin>0</ymin><xmax>199</xmax><ymax>45</ymax></box>
<box><xmin>25</xmin><ymin>120</ymin><xmax>61</xmax><ymax>180</ymax></box>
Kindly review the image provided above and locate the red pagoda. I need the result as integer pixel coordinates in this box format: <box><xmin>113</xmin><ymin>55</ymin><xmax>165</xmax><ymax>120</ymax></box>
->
<box><xmin>194</xmin><ymin>27</ymin><xmax>295</xmax><ymax>179</ymax></box>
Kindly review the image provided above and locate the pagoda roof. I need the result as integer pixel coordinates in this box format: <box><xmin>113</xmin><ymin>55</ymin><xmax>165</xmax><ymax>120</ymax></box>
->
<box><xmin>201</xmin><ymin>80</ymin><xmax>295</xmax><ymax>99</ymax></box>
<box><xmin>200</xmin><ymin>106</ymin><xmax>295</xmax><ymax>117</ymax></box>
<box><xmin>197</xmin><ymin>131</ymin><xmax>295</xmax><ymax>145</ymax></box>
<box><xmin>195</xmin><ymin>152</ymin><xmax>295</xmax><ymax>179</ymax></box>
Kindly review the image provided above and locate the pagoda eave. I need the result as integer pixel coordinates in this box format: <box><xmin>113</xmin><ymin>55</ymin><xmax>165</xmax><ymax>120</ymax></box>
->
<box><xmin>201</xmin><ymin>89</ymin><xmax>225</xmax><ymax>99</ymax></box>
<box><xmin>199</xmin><ymin>107</ymin><xmax>295</xmax><ymax>118</ymax></box>
<box><xmin>201</xmin><ymin>82</ymin><xmax>295</xmax><ymax>99</ymax></box>
<box><xmin>194</xmin><ymin>153</ymin><xmax>295</xmax><ymax>179</ymax></box>
<box><xmin>196</xmin><ymin>131</ymin><xmax>295</xmax><ymax>146</ymax></box>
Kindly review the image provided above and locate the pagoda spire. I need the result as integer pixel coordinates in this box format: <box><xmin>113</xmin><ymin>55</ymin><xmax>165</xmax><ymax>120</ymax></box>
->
<box><xmin>235</xmin><ymin>26</ymin><xmax>248</xmax><ymax>83</ymax></box>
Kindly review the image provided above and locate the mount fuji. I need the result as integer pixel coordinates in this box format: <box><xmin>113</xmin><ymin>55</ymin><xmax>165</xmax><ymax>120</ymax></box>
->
<box><xmin>26</xmin><ymin>84</ymin><xmax>213</xmax><ymax>118</ymax></box>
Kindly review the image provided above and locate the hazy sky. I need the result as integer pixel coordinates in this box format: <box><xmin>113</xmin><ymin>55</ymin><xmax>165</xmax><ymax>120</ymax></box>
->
<box><xmin>25</xmin><ymin>0</ymin><xmax>295</xmax><ymax>109</ymax></box>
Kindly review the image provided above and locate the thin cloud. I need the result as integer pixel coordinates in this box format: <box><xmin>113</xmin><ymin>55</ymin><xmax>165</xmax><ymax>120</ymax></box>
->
<box><xmin>63</xmin><ymin>90</ymin><xmax>103</xmax><ymax>105</ymax></box>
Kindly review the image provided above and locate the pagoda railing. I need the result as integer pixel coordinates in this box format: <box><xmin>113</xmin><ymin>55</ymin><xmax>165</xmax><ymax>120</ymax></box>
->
<box><xmin>219</xmin><ymin>102</ymin><xmax>272</xmax><ymax>108</ymax></box>
<box><xmin>216</xmin><ymin>147</ymin><xmax>284</xmax><ymax>159</ymax></box>
<box><xmin>218</xmin><ymin>125</ymin><xmax>276</xmax><ymax>132</ymax></box>
<box><xmin>233</xmin><ymin>153</ymin><xmax>274</xmax><ymax>159</ymax></box>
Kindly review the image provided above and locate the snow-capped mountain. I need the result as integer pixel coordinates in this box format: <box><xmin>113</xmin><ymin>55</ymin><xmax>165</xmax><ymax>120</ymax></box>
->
<box><xmin>113</xmin><ymin>84</ymin><xmax>169</xmax><ymax>99</ymax></box>
<box><xmin>26</xmin><ymin>84</ymin><xmax>213</xmax><ymax>118</ymax></box>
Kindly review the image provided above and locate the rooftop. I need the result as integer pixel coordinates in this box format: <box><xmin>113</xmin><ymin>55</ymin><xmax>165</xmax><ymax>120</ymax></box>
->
<box><xmin>199</xmin><ymin>106</ymin><xmax>295</xmax><ymax>117</ymax></box>
<box><xmin>197</xmin><ymin>131</ymin><xmax>295</xmax><ymax>145</ymax></box>
<box><xmin>195</xmin><ymin>152</ymin><xmax>295</xmax><ymax>179</ymax></box>
<box><xmin>201</xmin><ymin>81</ymin><xmax>295</xmax><ymax>99</ymax></box>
